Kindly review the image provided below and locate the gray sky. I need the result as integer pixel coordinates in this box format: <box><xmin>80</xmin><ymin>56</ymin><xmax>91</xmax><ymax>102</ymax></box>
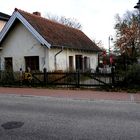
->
<box><xmin>1</xmin><ymin>0</ymin><xmax>138</xmax><ymax>49</ymax></box>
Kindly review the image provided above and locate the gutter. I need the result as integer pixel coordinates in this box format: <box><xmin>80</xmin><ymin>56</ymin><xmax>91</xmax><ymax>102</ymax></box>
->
<box><xmin>54</xmin><ymin>46</ymin><xmax>64</xmax><ymax>70</ymax></box>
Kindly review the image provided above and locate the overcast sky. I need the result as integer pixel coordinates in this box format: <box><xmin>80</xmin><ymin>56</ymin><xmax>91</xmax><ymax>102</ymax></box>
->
<box><xmin>1</xmin><ymin>0</ymin><xmax>138</xmax><ymax>49</ymax></box>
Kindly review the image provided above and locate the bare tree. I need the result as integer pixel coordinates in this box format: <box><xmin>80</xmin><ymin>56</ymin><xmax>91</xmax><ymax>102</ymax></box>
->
<box><xmin>114</xmin><ymin>11</ymin><xmax>139</xmax><ymax>64</ymax></box>
<box><xmin>46</xmin><ymin>13</ymin><xmax>82</xmax><ymax>30</ymax></box>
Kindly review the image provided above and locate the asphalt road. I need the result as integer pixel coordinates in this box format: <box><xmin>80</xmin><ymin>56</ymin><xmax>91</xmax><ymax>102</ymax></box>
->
<box><xmin>0</xmin><ymin>94</ymin><xmax>140</xmax><ymax>140</ymax></box>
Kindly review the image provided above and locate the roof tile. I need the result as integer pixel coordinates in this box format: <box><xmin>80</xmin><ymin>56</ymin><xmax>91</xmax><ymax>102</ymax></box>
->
<box><xmin>17</xmin><ymin>9</ymin><xmax>101</xmax><ymax>51</ymax></box>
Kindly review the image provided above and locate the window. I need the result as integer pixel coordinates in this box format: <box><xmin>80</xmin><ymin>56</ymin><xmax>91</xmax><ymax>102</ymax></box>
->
<box><xmin>84</xmin><ymin>56</ymin><xmax>90</xmax><ymax>71</ymax></box>
<box><xmin>0</xmin><ymin>57</ymin><xmax>1</xmax><ymax>70</ymax></box>
<box><xmin>25</xmin><ymin>56</ymin><xmax>39</xmax><ymax>71</ymax></box>
<box><xmin>69</xmin><ymin>56</ymin><xmax>74</xmax><ymax>71</ymax></box>
<box><xmin>5</xmin><ymin>57</ymin><xmax>13</xmax><ymax>71</ymax></box>
<box><xmin>84</xmin><ymin>57</ymin><xmax>88</xmax><ymax>70</ymax></box>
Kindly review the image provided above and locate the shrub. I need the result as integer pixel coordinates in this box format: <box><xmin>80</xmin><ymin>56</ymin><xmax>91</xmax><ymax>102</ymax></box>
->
<box><xmin>0</xmin><ymin>70</ymin><xmax>19</xmax><ymax>85</ymax></box>
<box><xmin>123</xmin><ymin>64</ymin><xmax>140</xmax><ymax>88</ymax></box>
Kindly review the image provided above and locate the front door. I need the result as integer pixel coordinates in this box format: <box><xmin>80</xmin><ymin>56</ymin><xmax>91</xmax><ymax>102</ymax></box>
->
<box><xmin>75</xmin><ymin>55</ymin><xmax>83</xmax><ymax>71</ymax></box>
<box><xmin>5</xmin><ymin>57</ymin><xmax>13</xmax><ymax>71</ymax></box>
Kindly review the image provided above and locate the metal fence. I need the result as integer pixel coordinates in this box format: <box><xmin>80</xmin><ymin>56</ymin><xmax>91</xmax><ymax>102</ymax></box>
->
<box><xmin>31</xmin><ymin>68</ymin><xmax>118</xmax><ymax>88</ymax></box>
<box><xmin>0</xmin><ymin>69</ymin><xmax>123</xmax><ymax>88</ymax></box>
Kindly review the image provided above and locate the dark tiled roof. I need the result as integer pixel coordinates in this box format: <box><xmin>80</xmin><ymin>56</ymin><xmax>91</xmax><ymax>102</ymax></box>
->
<box><xmin>0</xmin><ymin>12</ymin><xmax>10</xmax><ymax>21</ymax></box>
<box><xmin>17</xmin><ymin>9</ymin><xmax>101</xmax><ymax>51</ymax></box>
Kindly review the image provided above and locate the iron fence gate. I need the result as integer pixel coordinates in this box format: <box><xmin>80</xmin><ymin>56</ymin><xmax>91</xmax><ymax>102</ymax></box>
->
<box><xmin>0</xmin><ymin>68</ymin><xmax>123</xmax><ymax>88</ymax></box>
<box><xmin>32</xmin><ymin>69</ymin><xmax>116</xmax><ymax>88</ymax></box>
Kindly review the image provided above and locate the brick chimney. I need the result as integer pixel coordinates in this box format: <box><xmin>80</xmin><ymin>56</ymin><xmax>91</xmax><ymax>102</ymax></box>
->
<box><xmin>33</xmin><ymin>12</ymin><xmax>41</xmax><ymax>16</ymax></box>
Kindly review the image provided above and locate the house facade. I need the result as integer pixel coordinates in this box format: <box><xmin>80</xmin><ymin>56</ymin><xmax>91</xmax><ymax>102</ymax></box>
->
<box><xmin>0</xmin><ymin>9</ymin><xmax>101</xmax><ymax>72</ymax></box>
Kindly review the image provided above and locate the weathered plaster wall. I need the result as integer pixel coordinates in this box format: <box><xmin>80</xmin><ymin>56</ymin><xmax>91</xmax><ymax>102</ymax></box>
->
<box><xmin>0</xmin><ymin>22</ymin><xmax>46</xmax><ymax>71</ymax></box>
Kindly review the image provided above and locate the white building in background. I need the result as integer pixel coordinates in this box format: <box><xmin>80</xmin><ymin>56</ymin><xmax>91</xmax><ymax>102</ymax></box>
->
<box><xmin>0</xmin><ymin>12</ymin><xmax>10</xmax><ymax>31</ymax></box>
<box><xmin>0</xmin><ymin>8</ymin><xmax>101</xmax><ymax>72</ymax></box>
<box><xmin>0</xmin><ymin>12</ymin><xmax>10</xmax><ymax>70</ymax></box>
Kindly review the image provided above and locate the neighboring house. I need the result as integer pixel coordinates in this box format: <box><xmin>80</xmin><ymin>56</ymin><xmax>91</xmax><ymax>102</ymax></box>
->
<box><xmin>0</xmin><ymin>12</ymin><xmax>10</xmax><ymax>31</ymax></box>
<box><xmin>0</xmin><ymin>8</ymin><xmax>101</xmax><ymax>72</ymax></box>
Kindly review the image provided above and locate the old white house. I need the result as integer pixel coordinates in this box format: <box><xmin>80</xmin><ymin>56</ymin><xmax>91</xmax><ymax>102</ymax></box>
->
<box><xmin>0</xmin><ymin>8</ymin><xmax>101</xmax><ymax>72</ymax></box>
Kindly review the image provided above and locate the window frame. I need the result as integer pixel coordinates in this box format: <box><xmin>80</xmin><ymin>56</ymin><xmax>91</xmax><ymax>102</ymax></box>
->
<box><xmin>24</xmin><ymin>56</ymin><xmax>39</xmax><ymax>71</ymax></box>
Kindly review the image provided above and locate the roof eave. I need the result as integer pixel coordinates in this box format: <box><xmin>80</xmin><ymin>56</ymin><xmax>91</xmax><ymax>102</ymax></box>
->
<box><xmin>0</xmin><ymin>17</ymin><xmax>9</xmax><ymax>21</ymax></box>
<box><xmin>51</xmin><ymin>44</ymin><xmax>101</xmax><ymax>52</ymax></box>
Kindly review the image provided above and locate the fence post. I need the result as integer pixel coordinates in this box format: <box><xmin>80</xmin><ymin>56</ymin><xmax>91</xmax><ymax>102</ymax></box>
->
<box><xmin>43</xmin><ymin>68</ymin><xmax>47</xmax><ymax>86</ymax></box>
<box><xmin>111</xmin><ymin>66</ymin><xmax>115</xmax><ymax>86</ymax></box>
<box><xmin>76</xmin><ymin>70</ymin><xmax>80</xmax><ymax>88</ymax></box>
<box><xmin>19</xmin><ymin>68</ymin><xmax>23</xmax><ymax>86</ymax></box>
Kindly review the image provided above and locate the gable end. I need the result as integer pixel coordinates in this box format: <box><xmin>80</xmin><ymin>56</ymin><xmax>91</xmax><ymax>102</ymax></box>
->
<box><xmin>0</xmin><ymin>11</ymin><xmax>51</xmax><ymax>48</ymax></box>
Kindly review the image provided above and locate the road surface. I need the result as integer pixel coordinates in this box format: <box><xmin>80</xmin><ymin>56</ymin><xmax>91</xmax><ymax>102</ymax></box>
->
<box><xmin>0</xmin><ymin>93</ymin><xmax>140</xmax><ymax>140</ymax></box>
